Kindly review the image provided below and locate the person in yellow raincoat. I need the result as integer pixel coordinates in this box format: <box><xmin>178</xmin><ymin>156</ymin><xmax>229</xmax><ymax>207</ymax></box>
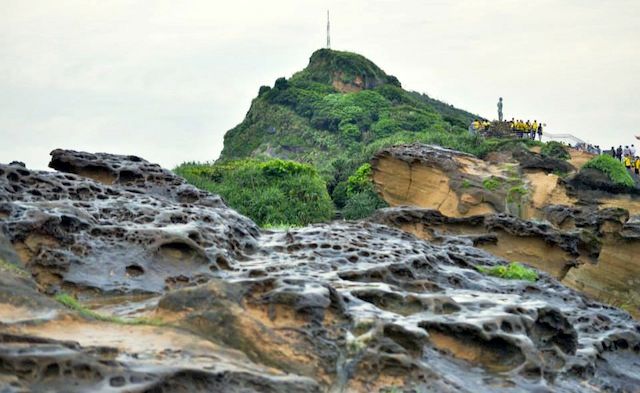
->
<box><xmin>624</xmin><ymin>155</ymin><xmax>632</xmax><ymax>172</ymax></box>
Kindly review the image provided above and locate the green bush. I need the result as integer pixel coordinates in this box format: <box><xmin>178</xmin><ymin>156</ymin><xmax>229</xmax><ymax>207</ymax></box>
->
<box><xmin>541</xmin><ymin>141</ymin><xmax>570</xmax><ymax>160</ymax></box>
<box><xmin>175</xmin><ymin>159</ymin><xmax>334</xmax><ymax>227</ymax></box>
<box><xmin>342</xmin><ymin>191</ymin><xmax>386</xmax><ymax>220</ymax></box>
<box><xmin>336</xmin><ymin>163</ymin><xmax>388</xmax><ymax>220</ymax></box>
<box><xmin>507</xmin><ymin>185</ymin><xmax>528</xmax><ymax>203</ymax></box>
<box><xmin>477</xmin><ymin>262</ymin><xmax>538</xmax><ymax>282</ymax></box>
<box><xmin>482</xmin><ymin>177</ymin><xmax>502</xmax><ymax>191</ymax></box>
<box><xmin>347</xmin><ymin>164</ymin><xmax>374</xmax><ymax>196</ymax></box>
<box><xmin>583</xmin><ymin>155</ymin><xmax>635</xmax><ymax>188</ymax></box>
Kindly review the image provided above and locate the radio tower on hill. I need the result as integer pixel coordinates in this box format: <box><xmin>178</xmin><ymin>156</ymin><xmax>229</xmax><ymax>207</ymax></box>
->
<box><xmin>326</xmin><ymin>10</ymin><xmax>331</xmax><ymax>49</ymax></box>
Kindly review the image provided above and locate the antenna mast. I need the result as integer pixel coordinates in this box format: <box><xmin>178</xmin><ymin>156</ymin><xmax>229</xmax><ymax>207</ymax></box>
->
<box><xmin>326</xmin><ymin>10</ymin><xmax>331</xmax><ymax>49</ymax></box>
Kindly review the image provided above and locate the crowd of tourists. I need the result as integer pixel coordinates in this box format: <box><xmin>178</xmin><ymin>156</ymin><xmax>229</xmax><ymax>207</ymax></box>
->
<box><xmin>469</xmin><ymin>119</ymin><xmax>492</xmax><ymax>133</ymax></box>
<box><xmin>468</xmin><ymin>118</ymin><xmax>544</xmax><ymax>141</ymax></box>
<box><xmin>575</xmin><ymin>143</ymin><xmax>602</xmax><ymax>155</ymax></box>
<box><xmin>509</xmin><ymin>118</ymin><xmax>543</xmax><ymax>140</ymax></box>
<box><xmin>472</xmin><ymin>99</ymin><xmax>639</xmax><ymax>179</ymax></box>
<box><xmin>611</xmin><ymin>145</ymin><xmax>640</xmax><ymax>175</ymax></box>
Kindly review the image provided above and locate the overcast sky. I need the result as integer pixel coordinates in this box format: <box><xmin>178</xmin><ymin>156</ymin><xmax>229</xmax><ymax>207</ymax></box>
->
<box><xmin>2</xmin><ymin>0</ymin><xmax>639</xmax><ymax>169</ymax></box>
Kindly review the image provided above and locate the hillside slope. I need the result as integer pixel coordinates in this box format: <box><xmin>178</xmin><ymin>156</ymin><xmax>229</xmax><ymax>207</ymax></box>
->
<box><xmin>219</xmin><ymin>48</ymin><xmax>481</xmax><ymax>176</ymax></box>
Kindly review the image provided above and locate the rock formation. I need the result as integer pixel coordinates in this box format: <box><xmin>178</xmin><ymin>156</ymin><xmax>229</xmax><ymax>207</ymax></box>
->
<box><xmin>371</xmin><ymin>143</ymin><xmax>640</xmax><ymax>319</ymax></box>
<box><xmin>371</xmin><ymin>143</ymin><xmax>581</xmax><ymax>219</ymax></box>
<box><xmin>1</xmin><ymin>150</ymin><xmax>639</xmax><ymax>392</ymax></box>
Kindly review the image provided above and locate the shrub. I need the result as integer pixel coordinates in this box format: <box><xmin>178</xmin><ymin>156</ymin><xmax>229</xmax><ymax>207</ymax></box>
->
<box><xmin>340</xmin><ymin>163</ymin><xmax>388</xmax><ymax>219</ymax></box>
<box><xmin>507</xmin><ymin>185</ymin><xmax>528</xmax><ymax>203</ymax></box>
<box><xmin>175</xmin><ymin>159</ymin><xmax>334</xmax><ymax>227</ymax></box>
<box><xmin>330</xmin><ymin>181</ymin><xmax>349</xmax><ymax>209</ymax></box>
<box><xmin>541</xmin><ymin>141</ymin><xmax>570</xmax><ymax>160</ymax></box>
<box><xmin>258</xmin><ymin>85</ymin><xmax>271</xmax><ymax>96</ymax></box>
<box><xmin>347</xmin><ymin>164</ymin><xmax>374</xmax><ymax>196</ymax></box>
<box><xmin>583</xmin><ymin>155</ymin><xmax>635</xmax><ymax>188</ymax></box>
<box><xmin>482</xmin><ymin>177</ymin><xmax>502</xmax><ymax>191</ymax></box>
<box><xmin>342</xmin><ymin>191</ymin><xmax>386</xmax><ymax>220</ymax></box>
<box><xmin>477</xmin><ymin>262</ymin><xmax>538</xmax><ymax>282</ymax></box>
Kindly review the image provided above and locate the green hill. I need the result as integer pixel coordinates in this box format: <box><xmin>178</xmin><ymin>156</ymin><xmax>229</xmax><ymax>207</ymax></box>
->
<box><xmin>220</xmin><ymin>48</ymin><xmax>481</xmax><ymax>174</ymax></box>
<box><xmin>182</xmin><ymin>49</ymin><xmax>490</xmax><ymax>224</ymax></box>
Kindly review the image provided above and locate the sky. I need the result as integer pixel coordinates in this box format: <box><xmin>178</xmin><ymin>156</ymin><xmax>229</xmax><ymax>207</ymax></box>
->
<box><xmin>1</xmin><ymin>0</ymin><xmax>639</xmax><ymax>169</ymax></box>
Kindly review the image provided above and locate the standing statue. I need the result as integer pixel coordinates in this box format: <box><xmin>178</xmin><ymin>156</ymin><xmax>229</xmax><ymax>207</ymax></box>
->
<box><xmin>497</xmin><ymin>97</ymin><xmax>503</xmax><ymax>122</ymax></box>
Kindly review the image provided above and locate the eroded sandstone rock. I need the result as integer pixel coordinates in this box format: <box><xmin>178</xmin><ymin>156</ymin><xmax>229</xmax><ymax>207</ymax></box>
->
<box><xmin>0</xmin><ymin>154</ymin><xmax>259</xmax><ymax>295</ymax></box>
<box><xmin>372</xmin><ymin>143</ymin><xmax>640</xmax><ymax>220</ymax></box>
<box><xmin>371</xmin><ymin>143</ymin><xmax>640</xmax><ymax>319</ymax></box>
<box><xmin>152</xmin><ymin>221</ymin><xmax>640</xmax><ymax>392</ymax></box>
<box><xmin>1</xmin><ymin>150</ymin><xmax>639</xmax><ymax>392</ymax></box>
<box><xmin>371</xmin><ymin>144</ymin><xmax>502</xmax><ymax>217</ymax></box>
<box><xmin>369</xmin><ymin>207</ymin><xmax>599</xmax><ymax>279</ymax></box>
<box><xmin>371</xmin><ymin>206</ymin><xmax>640</xmax><ymax>319</ymax></box>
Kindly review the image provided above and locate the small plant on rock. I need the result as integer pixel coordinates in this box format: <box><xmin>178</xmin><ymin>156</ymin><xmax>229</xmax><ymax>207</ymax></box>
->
<box><xmin>507</xmin><ymin>185</ymin><xmax>528</xmax><ymax>203</ymax></box>
<box><xmin>482</xmin><ymin>177</ymin><xmax>502</xmax><ymax>191</ymax></box>
<box><xmin>55</xmin><ymin>293</ymin><xmax>163</xmax><ymax>326</ymax></box>
<box><xmin>477</xmin><ymin>262</ymin><xmax>538</xmax><ymax>282</ymax></box>
<box><xmin>0</xmin><ymin>258</ymin><xmax>29</xmax><ymax>278</ymax></box>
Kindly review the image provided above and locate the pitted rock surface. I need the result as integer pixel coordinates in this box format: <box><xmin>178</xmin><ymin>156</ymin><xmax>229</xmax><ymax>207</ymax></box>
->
<box><xmin>542</xmin><ymin>205</ymin><xmax>630</xmax><ymax>232</ymax></box>
<box><xmin>369</xmin><ymin>207</ymin><xmax>598</xmax><ymax>258</ymax></box>
<box><xmin>48</xmin><ymin>149</ymin><xmax>227</xmax><ymax>206</ymax></box>
<box><xmin>0</xmin><ymin>332</ymin><xmax>321</xmax><ymax>393</ymax></box>
<box><xmin>369</xmin><ymin>206</ymin><xmax>640</xmax><ymax>319</ymax></box>
<box><xmin>1</xmin><ymin>150</ymin><xmax>639</xmax><ymax>392</ymax></box>
<box><xmin>372</xmin><ymin>143</ymin><xmax>475</xmax><ymax>171</ymax></box>
<box><xmin>0</xmin><ymin>154</ymin><xmax>259</xmax><ymax>295</ymax></box>
<box><xmin>156</xmin><ymin>222</ymin><xmax>640</xmax><ymax>392</ymax></box>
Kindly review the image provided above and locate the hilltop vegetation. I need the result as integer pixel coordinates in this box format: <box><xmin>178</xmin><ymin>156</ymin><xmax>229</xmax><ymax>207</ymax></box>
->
<box><xmin>213</xmin><ymin>49</ymin><xmax>490</xmax><ymax>220</ymax></box>
<box><xmin>220</xmin><ymin>49</ymin><xmax>481</xmax><ymax>177</ymax></box>
<box><xmin>177</xmin><ymin>49</ymin><xmax>577</xmax><ymax>224</ymax></box>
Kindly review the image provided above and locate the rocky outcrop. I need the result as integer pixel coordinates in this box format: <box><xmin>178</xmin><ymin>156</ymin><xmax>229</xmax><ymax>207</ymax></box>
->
<box><xmin>1</xmin><ymin>150</ymin><xmax>639</xmax><ymax>392</ymax></box>
<box><xmin>369</xmin><ymin>207</ymin><xmax>600</xmax><ymax>280</ymax></box>
<box><xmin>371</xmin><ymin>144</ymin><xmax>502</xmax><ymax>217</ymax></box>
<box><xmin>372</xmin><ymin>143</ymin><xmax>640</xmax><ymax>221</ymax></box>
<box><xmin>370</xmin><ymin>143</ymin><xmax>640</xmax><ymax>319</ymax></box>
<box><xmin>512</xmin><ymin>148</ymin><xmax>574</xmax><ymax>173</ymax></box>
<box><xmin>0</xmin><ymin>154</ymin><xmax>259</xmax><ymax>296</ymax></box>
<box><xmin>570</xmin><ymin>168</ymin><xmax>640</xmax><ymax>195</ymax></box>
<box><xmin>155</xmin><ymin>222</ymin><xmax>640</xmax><ymax>392</ymax></box>
<box><xmin>48</xmin><ymin>149</ymin><xmax>228</xmax><ymax>205</ymax></box>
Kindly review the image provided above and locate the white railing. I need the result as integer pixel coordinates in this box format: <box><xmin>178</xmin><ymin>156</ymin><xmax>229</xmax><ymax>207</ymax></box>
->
<box><xmin>541</xmin><ymin>132</ymin><xmax>586</xmax><ymax>145</ymax></box>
